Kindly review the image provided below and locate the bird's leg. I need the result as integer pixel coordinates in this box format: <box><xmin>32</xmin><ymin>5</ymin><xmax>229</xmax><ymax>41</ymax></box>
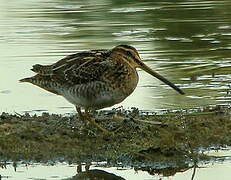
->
<box><xmin>84</xmin><ymin>108</ymin><xmax>109</xmax><ymax>133</ymax></box>
<box><xmin>76</xmin><ymin>106</ymin><xmax>84</xmax><ymax>120</ymax></box>
<box><xmin>75</xmin><ymin>106</ymin><xmax>109</xmax><ymax>133</ymax></box>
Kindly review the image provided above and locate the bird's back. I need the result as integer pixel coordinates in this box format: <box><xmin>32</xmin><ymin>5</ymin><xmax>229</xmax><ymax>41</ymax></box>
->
<box><xmin>20</xmin><ymin>49</ymin><xmax>111</xmax><ymax>95</ymax></box>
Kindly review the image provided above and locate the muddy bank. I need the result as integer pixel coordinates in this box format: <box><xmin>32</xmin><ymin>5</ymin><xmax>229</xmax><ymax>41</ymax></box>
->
<box><xmin>0</xmin><ymin>107</ymin><xmax>231</xmax><ymax>169</ymax></box>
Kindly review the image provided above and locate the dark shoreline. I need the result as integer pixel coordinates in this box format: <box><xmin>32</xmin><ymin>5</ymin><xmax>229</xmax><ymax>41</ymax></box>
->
<box><xmin>0</xmin><ymin>107</ymin><xmax>231</xmax><ymax>171</ymax></box>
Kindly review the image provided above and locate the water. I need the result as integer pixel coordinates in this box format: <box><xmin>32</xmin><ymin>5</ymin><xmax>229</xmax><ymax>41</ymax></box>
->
<box><xmin>1</xmin><ymin>158</ymin><xmax>231</xmax><ymax>180</ymax></box>
<box><xmin>1</xmin><ymin>0</ymin><xmax>231</xmax><ymax>114</ymax></box>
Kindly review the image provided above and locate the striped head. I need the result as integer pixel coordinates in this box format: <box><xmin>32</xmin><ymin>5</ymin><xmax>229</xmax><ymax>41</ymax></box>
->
<box><xmin>111</xmin><ymin>45</ymin><xmax>142</xmax><ymax>68</ymax></box>
<box><xmin>111</xmin><ymin>45</ymin><xmax>185</xmax><ymax>95</ymax></box>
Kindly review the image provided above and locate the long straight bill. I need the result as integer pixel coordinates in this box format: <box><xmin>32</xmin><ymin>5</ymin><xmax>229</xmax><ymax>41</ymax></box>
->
<box><xmin>140</xmin><ymin>63</ymin><xmax>185</xmax><ymax>95</ymax></box>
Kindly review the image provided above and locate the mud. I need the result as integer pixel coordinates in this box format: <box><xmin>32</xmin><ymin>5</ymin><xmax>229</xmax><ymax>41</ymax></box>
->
<box><xmin>0</xmin><ymin>106</ymin><xmax>231</xmax><ymax>173</ymax></box>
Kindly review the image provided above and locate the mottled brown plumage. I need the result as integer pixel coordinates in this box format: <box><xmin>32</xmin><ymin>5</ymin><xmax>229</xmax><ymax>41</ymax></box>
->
<box><xmin>20</xmin><ymin>45</ymin><xmax>184</xmax><ymax>132</ymax></box>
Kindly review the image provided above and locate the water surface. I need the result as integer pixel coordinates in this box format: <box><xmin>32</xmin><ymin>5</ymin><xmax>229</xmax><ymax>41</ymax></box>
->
<box><xmin>1</xmin><ymin>0</ymin><xmax>231</xmax><ymax>114</ymax></box>
<box><xmin>1</xmin><ymin>158</ymin><xmax>231</xmax><ymax>180</ymax></box>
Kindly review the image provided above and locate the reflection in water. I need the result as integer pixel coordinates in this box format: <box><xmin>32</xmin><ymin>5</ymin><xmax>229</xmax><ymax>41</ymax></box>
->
<box><xmin>2</xmin><ymin>160</ymin><xmax>231</xmax><ymax>180</ymax></box>
<box><xmin>65</xmin><ymin>165</ymin><xmax>125</xmax><ymax>180</ymax></box>
<box><xmin>0</xmin><ymin>161</ymin><xmax>201</xmax><ymax>180</ymax></box>
<box><xmin>135</xmin><ymin>165</ymin><xmax>191</xmax><ymax>177</ymax></box>
<box><xmin>70</xmin><ymin>169</ymin><xmax>125</xmax><ymax>180</ymax></box>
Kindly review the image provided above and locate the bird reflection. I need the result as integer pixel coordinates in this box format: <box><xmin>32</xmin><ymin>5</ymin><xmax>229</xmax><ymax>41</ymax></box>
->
<box><xmin>64</xmin><ymin>164</ymin><xmax>125</xmax><ymax>180</ymax></box>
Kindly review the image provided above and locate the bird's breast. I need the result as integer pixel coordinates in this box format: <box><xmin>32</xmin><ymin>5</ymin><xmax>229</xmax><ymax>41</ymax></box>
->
<box><xmin>107</xmin><ymin>65</ymin><xmax>139</xmax><ymax>97</ymax></box>
<box><xmin>61</xmin><ymin>67</ymin><xmax>139</xmax><ymax>109</ymax></box>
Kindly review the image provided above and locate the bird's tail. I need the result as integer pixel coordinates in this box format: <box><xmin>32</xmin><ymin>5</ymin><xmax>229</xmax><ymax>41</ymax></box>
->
<box><xmin>19</xmin><ymin>77</ymin><xmax>32</xmax><ymax>83</ymax></box>
<box><xmin>19</xmin><ymin>75</ymin><xmax>60</xmax><ymax>95</ymax></box>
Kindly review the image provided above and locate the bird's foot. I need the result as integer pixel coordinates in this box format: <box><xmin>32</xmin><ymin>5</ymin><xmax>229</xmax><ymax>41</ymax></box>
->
<box><xmin>78</xmin><ymin>112</ymin><xmax>111</xmax><ymax>134</ymax></box>
<box><xmin>85</xmin><ymin>115</ymin><xmax>110</xmax><ymax>133</ymax></box>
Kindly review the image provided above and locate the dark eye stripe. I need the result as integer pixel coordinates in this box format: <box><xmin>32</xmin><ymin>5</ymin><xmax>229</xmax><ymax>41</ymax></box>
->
<box><xmin>126</xmin><ymin>51</ymin><xmax>133</xmax><ymax>56</ymax></box>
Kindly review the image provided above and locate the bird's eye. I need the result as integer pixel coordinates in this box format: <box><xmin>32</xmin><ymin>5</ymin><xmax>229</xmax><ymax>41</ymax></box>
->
<box><xmin>126</xmin><ymin>51</ymin><xmax>133</xmax><ymax>56</ymax></box>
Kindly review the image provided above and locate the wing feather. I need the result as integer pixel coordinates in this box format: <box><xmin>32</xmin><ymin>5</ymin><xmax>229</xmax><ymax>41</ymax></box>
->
<box><xmin>32</xmin><ymin>49</ymin><xmax>111</xmax><ymax>86</ymax></box>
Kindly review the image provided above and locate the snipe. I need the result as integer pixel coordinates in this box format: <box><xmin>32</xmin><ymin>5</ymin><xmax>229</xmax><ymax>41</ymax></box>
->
<box><xmin>20</xmin><ymin>45</ymin><xmax>184</xmax><ymax>132</ymax></box>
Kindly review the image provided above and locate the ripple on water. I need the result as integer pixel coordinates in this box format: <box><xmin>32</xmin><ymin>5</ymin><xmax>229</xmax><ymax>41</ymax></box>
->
<box><xmin>1</xmin><ymin>0</ymin><xmax>231</xmax><ymax>113</ymax></box>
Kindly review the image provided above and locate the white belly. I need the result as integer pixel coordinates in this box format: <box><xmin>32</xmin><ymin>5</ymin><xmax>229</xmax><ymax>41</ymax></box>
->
<box><xmin>64</xmin><ymin>91</ymin><xmax>119</xmax><ymax>109</ymax></box>
<box><xmin>59</xmin><ymin>70</ymin><xmax>138</xmax><ymax>110</ymax></box>
<box><xmin>60</xmin><ymin>83</ymin><xmax>126</xmax><ymax>110</ymax></box>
